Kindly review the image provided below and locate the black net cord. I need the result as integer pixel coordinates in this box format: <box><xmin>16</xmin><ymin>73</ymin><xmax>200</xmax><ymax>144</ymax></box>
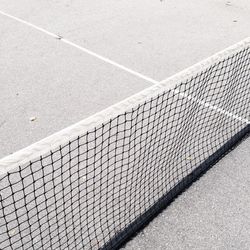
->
<box><xmin>101</xmin><ymin>124</ymin><xmax>250</xmax><ymax>250</ymax></box>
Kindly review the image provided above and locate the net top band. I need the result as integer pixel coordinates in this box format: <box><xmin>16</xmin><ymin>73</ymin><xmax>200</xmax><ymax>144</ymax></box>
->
<box><xmin>1</xmin><ymin>37</ymin><xmax>250</xmax><ymax>175</ymax></box>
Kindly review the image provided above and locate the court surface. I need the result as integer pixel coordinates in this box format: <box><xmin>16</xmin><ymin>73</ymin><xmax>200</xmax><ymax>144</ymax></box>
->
<box><xmin>0</xmin><ymin>0</ymin><xmax>250</xmax><ymax>249</ymax></box>
<box><xmin>123</xmin><ymin>136</ymin><xmax>250</xmax><ymax>250</ymax></box>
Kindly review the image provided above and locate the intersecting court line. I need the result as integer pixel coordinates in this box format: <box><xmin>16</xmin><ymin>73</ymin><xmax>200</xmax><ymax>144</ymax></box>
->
<box><xmin>172</xmin><ymin>88</ymin><xmax>250</xmax><ymax>124</ymax></box>
<box><xmin>0</xmin><ymin>9</ymin><xmax>249</xmax><ymax>125</ymax></box>
<box><xmin>0</xmin><ymin>10</ymin><xmax>158</xmax><ymax>85</ymax></box>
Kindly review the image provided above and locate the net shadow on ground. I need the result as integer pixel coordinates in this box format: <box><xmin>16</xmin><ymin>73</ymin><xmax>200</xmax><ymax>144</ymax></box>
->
<box><xmin>0</xmin><ymin>39</ymin><xmax>249</xmax><ymax>250</ymax></box>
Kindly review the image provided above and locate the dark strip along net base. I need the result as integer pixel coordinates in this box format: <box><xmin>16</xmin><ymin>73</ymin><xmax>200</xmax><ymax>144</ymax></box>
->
<box><xmin>0</xmin><ymin>47</ymin><xmax>250</xmax><ymax>250</ymax></box>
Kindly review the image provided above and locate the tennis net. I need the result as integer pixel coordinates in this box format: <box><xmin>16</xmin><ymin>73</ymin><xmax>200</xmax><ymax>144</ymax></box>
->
<box><xmin>0</xmin><ymin>38</ymin><xmax>250</xmax><ymax>250</ymax></box>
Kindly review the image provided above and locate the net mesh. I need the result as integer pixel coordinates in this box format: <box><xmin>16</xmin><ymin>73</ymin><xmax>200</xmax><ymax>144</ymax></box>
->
<box><xmin>0</xmin><ymin>44</ymin><xmax>250</xmax><ymax>250</ymax></box>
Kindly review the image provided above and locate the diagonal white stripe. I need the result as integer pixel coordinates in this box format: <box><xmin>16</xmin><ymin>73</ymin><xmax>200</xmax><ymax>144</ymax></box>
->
<box><xmin>173</xmin><ymin>88</ymin><xmax>250</xmax><ymax>124</ymax></box>
<box><xmin>0</xmin><ymin>10</ymin><xmax>159</xmax><ymax>85</ymax></box>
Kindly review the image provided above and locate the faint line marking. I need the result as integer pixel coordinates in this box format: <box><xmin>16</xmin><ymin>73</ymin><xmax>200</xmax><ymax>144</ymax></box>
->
<box><xmin>0</xmin><ymin>10</ymin><xmax>248</xmax><ymax>125</ymax></box>
<box><xmin>0</xmin><ymin>10</ymin><xmax>158</xmax><ymax>85</ymax></box>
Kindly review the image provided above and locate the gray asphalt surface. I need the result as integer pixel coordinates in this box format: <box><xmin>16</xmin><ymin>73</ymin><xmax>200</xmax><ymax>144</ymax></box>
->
<box><xmin>1</xmin><ymin>0</ymin><xmax>250</xmax><ymax>158</ymax></box>
<box><xmin>0</xmin><ymin>0</ymin><xmax>250</xmax><ymax>249</ymax></box>
<box><xmin>1</xmin><ymin>0</ymin><xmax>250</xmax><ymax>80</ymax></box>
<box><xmin>123</xmin><ymin>135</ymin><xmax>250</xmax><ymax>250</ymax></box>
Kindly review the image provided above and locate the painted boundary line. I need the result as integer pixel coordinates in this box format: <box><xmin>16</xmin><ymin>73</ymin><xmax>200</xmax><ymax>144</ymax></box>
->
<box><xmin>173</xmin><ymin>89</ymin><xmax>250</xmax><ymax>124</ymax></box>
<box><xmin>0</xmin><ymin>9</ymin><xmax>249</xmax><ymax>174</ymax></box>
<box><xmin>0</xmin><ymin>10</ymin><xmax>158</xmax><ymax>85</ymax></box>
<box><xmin>0</xmin><ymin>9</ymin><xmax>248</xmax><ymax>124</ymax></box>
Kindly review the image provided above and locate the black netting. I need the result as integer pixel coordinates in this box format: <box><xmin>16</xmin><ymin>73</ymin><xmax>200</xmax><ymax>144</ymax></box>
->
<box><xmin>0</xmin><ymin>47</ymin><xmax>250</xmax><ymax>250</ymax></box>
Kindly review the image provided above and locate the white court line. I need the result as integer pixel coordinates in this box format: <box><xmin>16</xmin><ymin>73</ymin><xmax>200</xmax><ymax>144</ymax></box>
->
<box><xmin>0</xmin><ymin>10</ymin><xmax>248</xmax><ymax>125</ymax></box>
<box><xmin>0</xmin><ymin>10</ymin><xmax>159</xmax><ymax>85</ymax></box>
<box><xmin>173</xmin><ymin>88</ymin><xmax>250</xmax><ymax>124</ymax></box>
